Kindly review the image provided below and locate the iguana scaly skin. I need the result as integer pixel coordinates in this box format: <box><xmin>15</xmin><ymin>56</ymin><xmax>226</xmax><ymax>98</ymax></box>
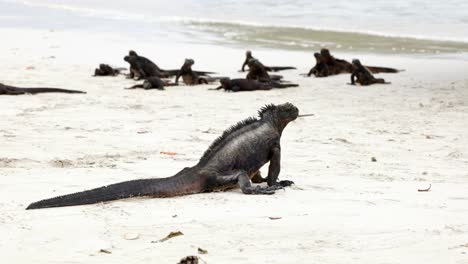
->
<box><xmin>26</xmin><ymin>103</ymin><xmax>299</xmax><ymax>210</ymax></box>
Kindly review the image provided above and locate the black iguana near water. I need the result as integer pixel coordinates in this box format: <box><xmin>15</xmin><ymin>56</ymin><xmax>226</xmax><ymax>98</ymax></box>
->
<box><xmin>27</xmin><ymin>103</ymin><xmax>303</xmax><ymax>210</ymax></box>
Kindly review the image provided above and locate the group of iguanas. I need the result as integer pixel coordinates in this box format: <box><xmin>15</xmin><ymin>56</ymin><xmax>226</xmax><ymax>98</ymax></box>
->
<box><xmin>3</xmin><ymin>48</ymin><xmax>398</xmax><ymax>210</ymax></box>
<box><xmin>98</xmin><ymin>49</ymin><xmax>302</xmax><ymax>91</ymax></box>
<box><xmin>94</xmin><ymin>48</ymin><xmax>399</xmax><ymax>93</ymax></box>
<box><xmin>306</xmin><ymin>48</ymin><xmax>399</xmax><ymax>85</ymax></box>
<box><xmin>1</xmin><ymin>48</ymin><xmax>399</xmax><ymax>96</ymax></box>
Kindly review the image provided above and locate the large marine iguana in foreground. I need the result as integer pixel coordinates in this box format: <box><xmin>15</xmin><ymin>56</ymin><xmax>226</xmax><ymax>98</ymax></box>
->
<box><xmin>241</xmin><ymin>50</ymin><xmax>296</xmax><ymax>72</ymax></box>
<box><xmin>0</xmin><ymin>83</ymin><xmax>85</xmax><ymax>95</ymax></box>
<box><xmin>305</xmin><ymin>48</ymin><xmax>400</xmax><ymax>77</ymax></box>
<box><xmin>215</xmin><ymin>78</ymin><xmax>298</xmax><ymax>92</ymax></box>
<box><xmin>27</xmin><ymin>103</ymin><xmax>304</xmax><ymax>210</ymax></box>
<box><xmin>350</xmin><ymin>59</ymin><xmax>389</xmax><ymax>86</ymax></box>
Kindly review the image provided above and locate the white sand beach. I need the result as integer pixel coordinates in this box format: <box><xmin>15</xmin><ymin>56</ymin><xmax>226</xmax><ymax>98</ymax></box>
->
<box><xmin>1</xmin><ymin>28</ymin><xmax>468</xmax><ymax>264</ymax></box>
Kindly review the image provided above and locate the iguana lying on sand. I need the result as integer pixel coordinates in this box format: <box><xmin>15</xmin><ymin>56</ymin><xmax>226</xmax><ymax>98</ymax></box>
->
<box><xmin>126</xmin><ymin>76</ymin><xmax>177</xmax><ymax>90</ymax></box>
<box><xmin>1</xmin><ymin>83</ymin><xmax>85</xmax><ymax>95</ymax></box>
<box><xmin>241</xmin><ymin>50</ymin><xmax>296</xmax><ymax>72</ymax></box>
<box><xmin>305</xmin><ymin>48</ymin><xmax>400</xmax><ymax>77</ymax></box>
<box><xmin>124</xmin><ymin>50</ymin><xmax>215</xmax><ymax>80</ymax></box>
<box><xmin>215</xmin><ymin>78</ymin><xmax>298</xmax><ymax>92</ymax></box>
<box><xmin>27</xmin><ymin>103</ymin><xmax>303</xmax><ymax>210</ymax></box>
<box><xmin>93</xmin><ymin>64</ymin><xmax>125</xmax><ymax>76</ymax></box>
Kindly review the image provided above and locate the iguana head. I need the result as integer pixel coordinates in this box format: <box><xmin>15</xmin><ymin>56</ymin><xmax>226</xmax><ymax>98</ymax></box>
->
<box><xmin>352</xmin><ymin>59</ymin><xmax>362</xmax><ymax>67</ymax></box>
<box><xmin>259</xmin><ymin>103</ymin><xmax>299</xmax><ymax>128</ymax></box>
<box><xmin>314</xmin><ymin>52</ymin><xmax>322</xmax><ymax>62</ymax></box>
<box><xmin>246</xmin><ymin>50</ymin><xmax>252</xmax><ymax>57</ymax></box>
<box><xmin>277</xmin><ymin>102</ymin><xmax>299</xmax><ymax>123</ymax></box>
<box><xmin>184</xmin><ymin>58</ymin><xmax>195</xmax><ymax>66</ymax></box>
<box><xmin>124</xmin><ymin>55</ymin><xmax>136</xmax><ymax>63</ymax></box>
<box><xmin>128</xmin><ymin>50</ymin><xmax>138</xmax><ymax>56</ymax></box>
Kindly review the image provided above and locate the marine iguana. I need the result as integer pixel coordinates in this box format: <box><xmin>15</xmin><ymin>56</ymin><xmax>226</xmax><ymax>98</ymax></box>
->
<box><xmin>125</xmin><ymin>50</ymin><xmax>214</xmax><ymax>80</ymax></box>
<box><xmin>0</xmin><ymin>83</ymin><xmax>85</xmax><ymax>95</ymax></box>
<box><xmin>124</xmin><ymin>50</ymin><xmax>168</xmax><ymax>79</ymax></box>
<box><xmin>214</xmin><ymin>78</ymin><xmax>298</xmax><ymax>92</ymax></box>
<box><xmin>350</xmin><ymin>59</ymin><xmax>388</xmax><ymax>86</ymax></box>
<box><xmin>126</xmin><ymin>76</ymin><xmax>176</xmax><ymax>90</ymax></box>
<box><xmin>241</xmin><ymin>50</ymin><xmax>296</xmax><ymax>72</ymax></box>
<box><xmin>318</xmin><ymin>48</ymin><xmax>399</xmax><ymax>76</ymax></box>
<box><xmin>93</xmin><ymin>64</ymin><xmax>125</xmax><ymax>76</ymax></box>
<box><xmin>175</xmin><ymin>59</ymin><xmax>218</xmax><ymax>85</ymax></box>
<box><xmin>26</xmin><ymin>103</ymin><xmax>302</xmax><ymax>210</ymax></box>
<box><xmin>246</xmin><ymin>59</ymin><xmax>283</xmax><ymax>82</ymax></box>
<box><xmin>306</xmin><ymin>53</ymin><xmax>330</xmax><ymax>77</ymax></box>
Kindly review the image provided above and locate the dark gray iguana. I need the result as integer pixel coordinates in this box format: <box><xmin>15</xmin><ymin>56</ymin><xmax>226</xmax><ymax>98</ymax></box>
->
<box><xmin>215</xmin><ymin>78</ymin><xmax>298</xmax><ymax>92</ymax></box>
<box><xmin>241</xmin><ymin>50</ymin><xmax>296</xmax><ymax>72</ymax></box>
<box><xmin>26</xmin><ymin>103</ymin><xmax>303</xmax><ymax>210</ymax></box>
<box><xmin>126</xmin><ymin>76</ymin><xmax>177</xmax><ymax>90</ymax></box>
<box><xmin>1</xmin><ymin>83</ymin><xmax>85</xmax><ymax>95</ymax></box>
<box><xmin>350</xmin><ymin>59</ymin><xmax>389</xmax><ymax>86</ymax></box>
<box><xmin>124</xmin><ymin>50</ymin><xmax>215</xmax><ymax>80</ymax></box>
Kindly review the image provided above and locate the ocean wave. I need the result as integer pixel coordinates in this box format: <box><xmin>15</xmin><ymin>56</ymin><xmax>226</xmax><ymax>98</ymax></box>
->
<box><xmin>6</xmin><ymin>0</ymin><xmax>468</xmax><ymax>44</ymax></box>
<box><xmin>161</xmin><ymin>16</ymin><xmax>468</xmax><ymax>44</ymax></box>
<box><xmin>3</xmin><ymin>0</ymin><xmax>468</xmax><ymax>55</ymax></box>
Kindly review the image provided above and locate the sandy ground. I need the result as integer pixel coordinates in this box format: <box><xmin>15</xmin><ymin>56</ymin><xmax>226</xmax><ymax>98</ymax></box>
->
<box><xmin>1</xmin><ymin>28</ymin><xmax>468</xmax><ymax>264</ymax></box>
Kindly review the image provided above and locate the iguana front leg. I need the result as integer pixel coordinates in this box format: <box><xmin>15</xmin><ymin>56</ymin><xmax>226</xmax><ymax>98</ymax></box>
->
<box><xmin>267</xmin><ymin>146</ymin><xmax>294</xmax><ymax>187</ymax></box>
<box><xmin>216</xmin><ymin>170</ymin><xmax>278</xmax><ymax>194</ymax></box>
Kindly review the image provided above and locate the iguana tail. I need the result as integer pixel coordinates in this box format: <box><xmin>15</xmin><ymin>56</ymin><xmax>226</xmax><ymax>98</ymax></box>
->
<box><xmin>276</xmin><ymin>83</ymin><xmax>299</xmax><ymax>88</ymax></box>
<box><xmin>365</xmin><ymin>66</ymin><xmax>400</xmax><ymax>73</ymax></box>
<box><xmin>162</xmin><ymin>70</ymin><xmax>217</xmax><ymax>77</ymax></box>
<box><xmin>267</xmin><ymin>66</ymin><xmax>297</xmax><ymax>72</ymax></box>
<box><xmin>21</xmin><ymin>88</ymin><xmax>86</xmax><ymax>94</ymax></box>
<box><xmin>26</xmin><ymin>176</ymin><xmax>197</xmax><ymax>210</ymax></box>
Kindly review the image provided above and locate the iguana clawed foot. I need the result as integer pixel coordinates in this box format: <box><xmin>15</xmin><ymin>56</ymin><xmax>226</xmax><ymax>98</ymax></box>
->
<box><xmin>243</xmin><ymin>185</ymin><xmax>276</xmax><ymax>195</ymax></box>
<box><xmin>243</xmin><ymin>183</ymin><xmax>292</xmax><ymax>195</ymax></box>
<box><xmin>275</xmin><ymin>180</ymin><xmax>295</xmax><ymax>187</ymax></box>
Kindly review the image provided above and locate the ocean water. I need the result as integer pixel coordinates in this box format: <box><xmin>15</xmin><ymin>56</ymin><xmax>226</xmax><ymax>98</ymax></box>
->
<box><xmin>1</xmin><ymin>0</ymin><xmax>468</xmax><ymax>56</ymax></box>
